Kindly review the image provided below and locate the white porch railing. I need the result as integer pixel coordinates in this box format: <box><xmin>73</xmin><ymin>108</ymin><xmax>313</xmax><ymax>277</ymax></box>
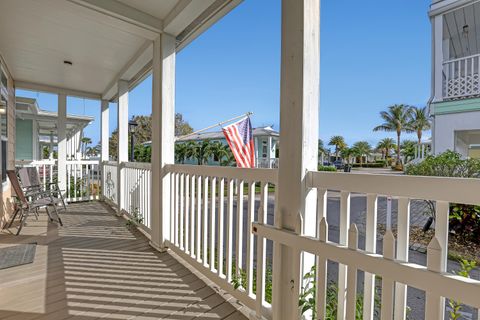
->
<box><xmin>251</xmin><ymin>171</ymin><xmax>480</xmax><ymax>319</ymax></box>
<box><xmin>121</xmin><ymin>162</ymin><xmax>152</xmax><ymax>229</ymax></box>
<box><xmin>256</xmin><ymin>157</ymin><xmax>279</xmax><ymax>169</ymax></box>
<box><xmin>443</xmin><ymin>53</ymin><xmax>480</xmax><ymax>99</ymax></box>
<box><xmin>102</xmin><ymin>161</ymin><xmax>118</xmax><ymax>205</ymax></box>
<box><xmin>15</xmin><ymin>159</ymin><xmax>57</xmax><ymax>190</ymax></box>
<box><xmin>65</xmin><ymin>160</ymin><xmax>101</xmax><ymax>202</ymax></box>
<box><xmin>165</xmin><ymin>164</ymin><xmax>277</xmax><ymax>317</ymax></box>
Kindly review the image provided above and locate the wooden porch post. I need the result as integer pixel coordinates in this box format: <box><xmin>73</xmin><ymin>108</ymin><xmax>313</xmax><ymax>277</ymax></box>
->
<box><xmin>117</xmin><ymin>80</ymin><xmax>129</xmax><ymax>213</ymax></box>
<box><xmin>57</xmin><ymin>94</ymin><xmax>67</xmax><ymax>195</ymax></box>
<box><xmin>150</xmin><ymin>34</ymin><xmax>176</xmax><ymax>251</ymax></box>
<box><xmin>272</xmin><ymin>0</ymin><xmax>320</xmax><ymax>319</ymax></box>
<box><xmin>101</xmin><ymin>100</ymin><xmax>109</xmax><ymax>162</ymax></box>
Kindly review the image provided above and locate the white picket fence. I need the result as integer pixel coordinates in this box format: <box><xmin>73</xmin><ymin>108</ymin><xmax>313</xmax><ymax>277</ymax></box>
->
<box><xmin>251</xmin><ymin>171</ymin><xmax>480</xmax><ymax>320</ymax></box>
<box><xmin>165</xmin><ymin>164</ymin><xmax>277</xmax><ymax>317</ymax></box>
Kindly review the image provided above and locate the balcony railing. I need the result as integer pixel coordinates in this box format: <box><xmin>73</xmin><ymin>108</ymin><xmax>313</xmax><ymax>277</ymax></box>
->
<box><xmin>16</xmin><ymin>160</ymin><xmax>480</xmax><ymax>318</ymax></box>
<box><xmin>256</xmin><ymin>157</ymin><xmax>279</xmax><ymax>169</ymax></box>
<box><xmin>443</xmin><ymin>53</ymin><xmax>480</xmax><ymax>100</ymax></box>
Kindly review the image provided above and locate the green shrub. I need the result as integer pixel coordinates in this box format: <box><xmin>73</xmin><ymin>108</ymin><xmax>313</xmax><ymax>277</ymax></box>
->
<box><xmin>318</xmin><ymin>165</ymin><xmax>337</xmax><ymax>172</ymax></box>
<box><xmin>404</xmin><ymin>150</ymin><xmax>480</xmax><ymax>178</ymax></box>
<box><xmin>351</xmin><ymin>163</ymin><xmax>385</xmax><ymax>168</ymax></box>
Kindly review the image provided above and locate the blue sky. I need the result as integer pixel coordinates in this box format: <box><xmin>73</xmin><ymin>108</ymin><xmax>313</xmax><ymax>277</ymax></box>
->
<box><xmin>17</xmin><ymin>0</ymin><xmax>432</xmax><ymax>149</ymax></box>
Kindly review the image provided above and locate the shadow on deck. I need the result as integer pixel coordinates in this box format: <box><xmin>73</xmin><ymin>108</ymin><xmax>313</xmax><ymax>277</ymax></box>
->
<box><xmin>0</xmin><ymin>201</ymin><xmax>247</xmax><ymax>320</ymax></box>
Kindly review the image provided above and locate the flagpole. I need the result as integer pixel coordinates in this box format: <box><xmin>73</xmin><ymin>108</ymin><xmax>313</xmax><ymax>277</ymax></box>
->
<box><xmin>176</xmin><ymin>112</ymin><xmax>253</xmax><ymax>141</ymax></box>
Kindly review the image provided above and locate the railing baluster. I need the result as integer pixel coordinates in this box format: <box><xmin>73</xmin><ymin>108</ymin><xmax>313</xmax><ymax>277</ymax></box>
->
<box><xmin>179</xmin><ymin>173</ymin><xmax>185</xmax><ymax>250</ymax></box>
<box><xmin>363</xmin><ymin>193</ymin><xmax>378</xmax><ymax>320</ymax></box>
<box><xmin>346</xmin><ymin>224</ymin><xmax>359</xmax><ymax>320</ymax></box>
<box><xmin>395</xmin><ymin>197</ymin><xmax>411</xmax><ymax>320</ymax></box>
<box><xmin>315</xmin><ymin>217</ymin><xmax>328</xmax><ymax>319</ymax></box>
<box><xmin>170</xmin><ymin>172</ymin><xmax>175</xmax><ymax>242</ymax></box>
<box><xmin>217</xmin><ymin>177</ymin><xmax>225</xmax><ymax>277</ymax></box>
<box><xmin>174</xmin><ymin>172</ymin><xmax>179</xmax><ymax>246</ymax></box>
<box><xmin>203</xmin><ymin>176</ymin><xmax>209</xmax><ymax>267</ymax></box>
<box><xmin>210</xmin><ymin>177</ymin><xmax>216</xmax><ymax>272</ymax></box>
<box><xmin>259</xmin><ymin>181</ymin><xmax>268</xmax><ymax>302</ymax></box>
<box><xmin>246</xmin><ymin>181</ymin><xmax>256</xmax><ymax>296</ymax></box>
<box><xmin>196</xmin><ymin>175</ymin><xmax>202</xmax><ymax>262</ymax></box>
<box><xmin>337</xmin><ymin>191</ymin><xmax>351</xmax><ymax>319</ymax></box>
<box><xmin>235</xmin><ymin>180</ymin><xmax>244</xmax><ymax>283</ymax></box>
<box><xmin>381</xmin><ymin>230</ymin><xmax>396</xmax><ymax>319</ymax></box>
<box><xmin>190</xmin><ymin>175</ymin><xmax>196</xmax><ymax>259</ymax></box>
<box><xmin>254</xmin><ymin>222</ymin><xmax>265</xmax><ymax>319</ymax></box>
<box><xmin>185</xmin><ymin>173</ymin><xmax>190</xmax><ymax>254</ymax></box>
<box><xmin>226</xmin><ymin>178</ymin><xmax>234</xmax><ymax>282</ymax></box>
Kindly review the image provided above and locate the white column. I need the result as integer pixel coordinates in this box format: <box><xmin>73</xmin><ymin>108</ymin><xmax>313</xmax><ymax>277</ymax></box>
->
<box><xmin>150</xmin><ymin>34</ymin><xmax>176</xmax><ymax>251</ymax></box>
<box><xmin>49</xmin><ymin>132</ymin><xmax>54</xmax><ymax>160</ymax></box>
<box><xmin>272</xmin><ymin>1</ymin><xmax>320</xmax><ymax>319</ymax></box>
<box><xmin>254</xmin><ymin>137</ymin><xmax>259</xmax><ymax>166</ymax></box>
<box><xmin>117</xmin><ymin>80</ymin><xmax>129</xmax><ymax>212</ymax></box>
<box><xmin>57</xmin><ymin>94</ymin><xmax>67</xmax><ymax>195</ymax></box>
<box><xmin>268</xmin><ymin>136</ymin><xmax>272</xmax><ymax>168</ymax></box>
<box><xmin>101</xmin><ymin>100</ymin><xmax>109</xmax><ymax>162</ymax></box>
<box><xmin>32</xmin><ymin>120</ymin><xmax>38</xmax><ymax>160</ymax></box>
<box><xmin>433</xmin><ymin>14</ymin><xmax>444</xmax><ymax>102</ymax></box>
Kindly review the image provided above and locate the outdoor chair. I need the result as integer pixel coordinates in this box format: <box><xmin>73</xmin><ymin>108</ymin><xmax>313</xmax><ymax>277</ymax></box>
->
<box><xmin>6</xmin><ymin>170</ymin><xmax>63</xmax><ymax>235</ymax></box>
<box><xmin>18</xmin><ymin>167</ymin><xmax>67</xmax><ymax>212</ymax></box>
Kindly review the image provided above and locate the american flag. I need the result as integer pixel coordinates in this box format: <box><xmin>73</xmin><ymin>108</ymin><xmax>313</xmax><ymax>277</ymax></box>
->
<box><xmin>222</xmin><ymin>117</ymin><xmax>255</xmax><ymax>168</ymax></box>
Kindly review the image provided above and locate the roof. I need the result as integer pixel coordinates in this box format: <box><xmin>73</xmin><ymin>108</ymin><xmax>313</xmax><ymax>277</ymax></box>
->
<box><xmin>176</xmin><ymin>126</ymin><xmax>279</xmax><ymax>142</ymax></box>
<box><xmin>142</xmin><ymin>126</ymin><xmax>279</xmax><ymax>146</ymax></box>
<box><xmin>16</xmin><ymin>97</ymin><xmax>94</xmax><ymax>136</ymax></box>
<box><xmin>0</xmin><ymin>0</ymin><xmax>242</xmax><ymax>101</ymax></box>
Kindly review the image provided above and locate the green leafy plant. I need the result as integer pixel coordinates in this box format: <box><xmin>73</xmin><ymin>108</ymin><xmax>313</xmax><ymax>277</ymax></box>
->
<box><xmin>318</xmin><ymin>165</ymin><xmax>337</xmax><ymax>172</ymax></box>
<box><xmin>125</xmin><ymin>207</ymin><xmax>144</xmax><ymax>229</ymax></box>
<box><xmin>448</xmin><ymin>259</ymin><xmax>477</xmax><ymax>319</ymax></box>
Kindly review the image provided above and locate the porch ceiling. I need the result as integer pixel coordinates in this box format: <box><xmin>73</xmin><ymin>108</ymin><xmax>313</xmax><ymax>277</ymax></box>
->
<box><xmin>0</xmin><ymin>0</ymin><xmax>241</xmax><ymax>100</ymax></box>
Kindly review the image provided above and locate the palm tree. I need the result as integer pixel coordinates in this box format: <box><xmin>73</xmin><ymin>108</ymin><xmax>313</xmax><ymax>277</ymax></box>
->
<box><xmin>408</xmin><ymin>106</ymin><xmax>431</xmax><ymax>144</ymax></box>
<box><xmin>400</xmin><ymin>140</ymin><xmax>417</xmax><ymax>162</ymax></box>
<box><xmin>175</xmin><ymin>143</ymin><xmax>188</xmax><ymax>164</ymax></box>
<box><xmin>81</xmin><ymin>137</ymin><xmax>92</xmax><ymax>157</ymax></box>
<box><xmin>352</xmin><ymin>141</ymin><xmax>372</xmax><ymax>167</ymax></box>
<box><xmin>376</xmin><ymin>138</ymin><xmax>396</xmax><ymax>160</ymax></box>
<box><xmin>340</xmin><ymin>147</ymin><xmax>353</xmax><ymax>165</ymax></box>
<box><xmin>373</xmin><ymin>104</ymin><xmax>413</xmax><ymax>164</ymax></box>
<box><xmin>328</xmin><ymin>136</ymin><xmax>347</xmax><ymax>160</ymax></box>
<box><xmin>185</xmin><ymin>140</ymin><xmax>213</xmax><ymax>165</ymax></box>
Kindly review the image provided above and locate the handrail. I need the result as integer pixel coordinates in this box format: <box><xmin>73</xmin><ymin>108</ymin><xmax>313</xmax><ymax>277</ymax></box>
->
<box><xmin>443</xmin><ymin>53</ymin><xmax>480</xmax><ymax>65</ymax></box>
<box><xmin>307</xmin><ymin>171</ymin><xmax>480</xmax><ymax>205</ymax></box>
<box><xmin>166</xmin><ymin>164</ymin><xmax>278</xmax><ymax>183</ymax></box>
<box><xmin>123</xmin><ymin>161</ymin><xmax>151</xmax><ymax>170</ymax></box>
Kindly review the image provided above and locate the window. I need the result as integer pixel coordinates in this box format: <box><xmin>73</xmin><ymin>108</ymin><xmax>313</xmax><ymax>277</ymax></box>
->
<box><xmin>0</xmin><ymin>67</ymin><xmax>8</xmax><ymax>182</ymax></box>
<box><xmin>262</xmin><ymin>140</ymin><xmax>267</xmax><ymax>158</ymax></box>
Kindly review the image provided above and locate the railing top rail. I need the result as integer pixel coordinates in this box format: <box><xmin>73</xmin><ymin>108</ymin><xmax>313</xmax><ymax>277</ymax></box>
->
<box><xmin>66</xmin><ymin>160</ymin><xmax>101</xmax><ymax>165</ymax></box>
<box><xmin>102</xmin><ymin>161</ymin><xmax>118</xmax><ymax>166</ymax></box>
<box><xmin>123</xmin><ymin>162</ymin><xmax>152</xmax><ymax>170</ymax></box>
<box><xmin>308</xmin><ymin>171</ymin><xmax>480</xmax><ymax>205</ymax></box>
<box><xmin>253</xmin><ymin>222</ymin><xmax>480</xmax><ymax>309</ymax></box>
<box><xmin>443</xmin><ymin>53</ymin><xmax>480</xmax><ymax>65</ymax></box>
<box><xmin>166</xmin><ymin>164</ymin><xmax>278</xmax><ymax>183</ymax></box>
<box><xmin>15</xmin><ymin>159</ymin><xmax>57</xmax><ymax>165</ymax></box>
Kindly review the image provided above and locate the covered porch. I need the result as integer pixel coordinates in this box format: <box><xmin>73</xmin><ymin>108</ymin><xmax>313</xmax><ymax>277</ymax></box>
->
<box><xmin>1</xmin><ymin>1</ymin><xmax>480</xmax><ymax>320</ymax></box>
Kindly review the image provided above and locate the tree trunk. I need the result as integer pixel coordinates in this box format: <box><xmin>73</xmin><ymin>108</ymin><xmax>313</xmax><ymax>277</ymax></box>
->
<box><xmin>397</xmin><ymin>132</ymin><xmax>401</xmax><ymax>164</ymax></box>
<box><xmin>417</xmin><ymin>130</ymin><xmax>422</xmax><ymax>144</ymax></box>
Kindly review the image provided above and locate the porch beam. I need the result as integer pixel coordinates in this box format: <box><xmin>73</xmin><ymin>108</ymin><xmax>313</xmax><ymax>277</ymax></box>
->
<box><xmin>272</xmin><ymin>0</ymin><xmax>320</xmax><ymax>319</ymax></box>
<box><xmin>101</xmin><ymin>100</ymin><xmax>109</xmax><ymax>162</ymax></box>
<box><xmin>15</xmin><ymin>81</ymin><xmax>101</xmax><ymax>100</ymax></box>
<box><xmin>57</xmin><ymin>94</ymin><xmax>68</xmax><ymax>195</ymax></box>
<box><xmin>102</xmin><ymin>41</ymin><xmax>153</xmax><ymax>101</ymax></box>
<box><xmin>163</xmin><ymin>0</ymin><xmax>215</xmax><ymax>35</ymax></box>
<box><xmin>117</xmin><ymin>80</ymin><xmax>129</xmax><ymax>212</ymax></box>
<box><xmin>68</xmin><ymin>0</ymin><xmax>162</xmax><ymax>38</ymax></box>
<box><xmin>150</xmin><ymin>34</ymin><xmax>176</xmax><ymax>251</ymax></box>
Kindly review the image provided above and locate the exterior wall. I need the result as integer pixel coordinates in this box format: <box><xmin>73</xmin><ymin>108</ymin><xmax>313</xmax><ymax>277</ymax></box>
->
<box><xmin>433</xmin><ymin>110</ymin><xmax>480</xmax><ymax>154</ymax></box>
<box><xmin>0</xmin><ymin>53</ymin><xmax>16</xmax><ymax>228</ymax></box>
<box><xmin>15</xmin><ymin>118</ymin><xmax>33</xmax><ymax>160</ymax></box>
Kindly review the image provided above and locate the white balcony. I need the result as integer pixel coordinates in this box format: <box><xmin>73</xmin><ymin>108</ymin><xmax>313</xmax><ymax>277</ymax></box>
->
<box><xmin>443</xmin><ymin>53</ymin><xmax>480</xmax><ymax>100</ymax></box>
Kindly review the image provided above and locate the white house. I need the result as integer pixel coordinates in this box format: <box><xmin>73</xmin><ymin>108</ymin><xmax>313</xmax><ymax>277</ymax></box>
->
<box><xmin>430</xmin><ymin>0</ymin><xmax>480</xmax><ymax>158</ymax></box>
<box><xmin>15</xmin><ymin>97</ymin><xmax>93</xmax><ymax>162</ymax></box>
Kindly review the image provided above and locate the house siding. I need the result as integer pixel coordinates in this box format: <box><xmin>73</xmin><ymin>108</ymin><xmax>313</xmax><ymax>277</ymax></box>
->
<box><xmin>0</xmin><ymin>53</ymin><xmax>16</xmax><ymax>228</ymax></box>
<box><xmin>15</xmin><ymin>119</ymin><xmax>33</xmax><ymax>160</ymax></box>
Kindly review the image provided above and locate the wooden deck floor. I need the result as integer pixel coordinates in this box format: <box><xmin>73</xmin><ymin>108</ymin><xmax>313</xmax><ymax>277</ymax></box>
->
<box><xmin>0</xmin><ymin>202</ymin><xmax>247</xmax><ymax>320</ymax></box>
